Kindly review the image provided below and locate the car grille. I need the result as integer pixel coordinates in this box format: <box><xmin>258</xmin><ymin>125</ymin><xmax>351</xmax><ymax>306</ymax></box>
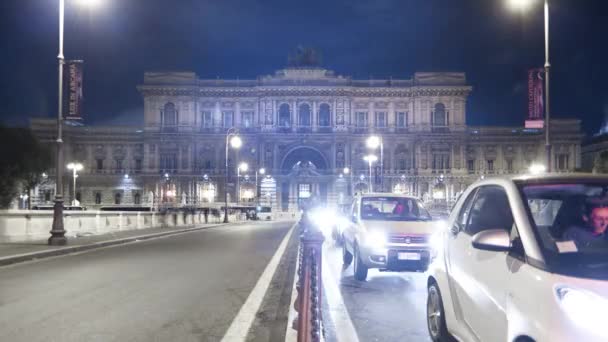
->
<box><xmin>387</xmin><ymin>235</ymin><xmax>428</xmax><ymax>244</ymax></box>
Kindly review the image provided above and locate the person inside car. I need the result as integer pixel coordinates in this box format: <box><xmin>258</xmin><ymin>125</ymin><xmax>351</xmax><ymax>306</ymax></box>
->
<box><xmin>563</xmin><ymin>199</ymin><xmax>608</xmax><ymax>246</ymax></box>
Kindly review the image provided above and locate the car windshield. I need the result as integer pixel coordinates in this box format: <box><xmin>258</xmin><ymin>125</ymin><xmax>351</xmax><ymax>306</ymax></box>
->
<box><xmin>520</xmin><ymin>182</ymin><xmax>608</xmax><ymax>280</ymax></box>
<box><xmin>360</xmin><ymin>197</ymin><xmax>432</xmax><ymax>221</ymax></box>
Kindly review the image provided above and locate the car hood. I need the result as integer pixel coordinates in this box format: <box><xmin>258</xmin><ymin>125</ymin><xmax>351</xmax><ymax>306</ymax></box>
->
<box><xmin>551</xmin><ymin>273</ymin><xmax>608</xmax><ymax>298</ymax></box>
<box><xmin>360</xmin><ymin>220</ymin><xmax>441</xmax><ymax>235</ymax></box>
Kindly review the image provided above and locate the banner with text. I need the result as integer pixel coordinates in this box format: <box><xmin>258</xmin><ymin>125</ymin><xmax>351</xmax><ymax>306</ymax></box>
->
<box><xmin>526</xmin><ymin>68</ymin><xmax>544</xmax><ymax>128</ymax></box>
<box><xmin>63</xmin><ymin>60</ymin><xmax>84</xmax><ymax>120</ymax></box>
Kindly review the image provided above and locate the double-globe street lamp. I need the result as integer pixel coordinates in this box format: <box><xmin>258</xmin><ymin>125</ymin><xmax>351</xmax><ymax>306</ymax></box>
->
<box><xmin>508</xmin><ymin>0</ymin><xmax>552</xmax><ymax>172</ymax></box>
<box><xmin>224</xmin><ymin>129</ymin><xmax>242</xmax><ymax>223</ymax></box>
<box><xmin>363</xmin><ymin>155</ymin><xmax>378</xmax><ymax>193</ymax></box>
<box><xmin>366</xmin><ymin>136</ymin><xmax>383</xmax><ymax>190</ymax></box>
<box><xmin>67</xmin><ymin>162</ymin><xmax>83</xmax><ymax>206</ymax></box>
<box><xmin>50</xmin><ymin>0</ymin><xmax>100</xmax><ymax>245</ymax></box>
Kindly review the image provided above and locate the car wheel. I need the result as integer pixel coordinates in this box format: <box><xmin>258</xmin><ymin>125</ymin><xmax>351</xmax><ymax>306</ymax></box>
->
<box><xmin>427</xmin><ymin>282</ymin><xmax>451</xmax><ymax>342</ymax></box>
<box><xmin>342</xmin><ymin>243</ymin><xmax>353</xmax><ymax>266</ymax></box>
<box><xmin>353</xmin><ymin>245</ymin><xmax>368</xmax><ymax>281</ymax></box>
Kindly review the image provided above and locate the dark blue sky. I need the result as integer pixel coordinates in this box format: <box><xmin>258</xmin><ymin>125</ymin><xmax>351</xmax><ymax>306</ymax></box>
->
<box><xmin>0</xmin><ymin>0</ymin><xmax>606</xmax><ymax>134</ymax></box>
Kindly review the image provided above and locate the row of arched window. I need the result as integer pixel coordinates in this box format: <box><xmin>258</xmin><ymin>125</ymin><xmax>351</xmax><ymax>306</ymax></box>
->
<box><xmin>277</xmin><ymin>103</ymin><xmax>331</xmax><ymax>127</ymax></box>
<box><xmin>161</xmin><ymin>101</ymin><xmax>449</xmax><ymax>128</ymax></box>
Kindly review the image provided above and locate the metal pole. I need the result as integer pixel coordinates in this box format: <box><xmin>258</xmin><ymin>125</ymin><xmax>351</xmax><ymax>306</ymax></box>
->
<box><xmin>49</xmin><ymin>0</ymin><xmax>67</xmax><ymax>245</ymax></box>
<box><xmin>380</xmin><ymin>139</ymin><xmax>384</xmax><ymax>191</ymax></box>
<box><xmin>368</xmin><ymin>160</ymin><xmax>373</xmax><ymax>193</ymax></box>
<box><xmin>237</xmin><ymin>167</ymin><xmax>240</xmax><ymax>206</ymax></box>
<box><xmin>72</xmin><ymin>169</ymin><xmax>76</xmax><ymax>206</ymax></box>
<box><xmin>544</xmin><ymin>0</ymin><xmax>552</xmax><ymax>172</ymax></box>
<box><xmin>224</xmin><ymin>134</ymin><xmax>229</xmax><ymax>223</ymax></box>
<box><xmin>255</xmin><ymin>171</ymin><xmax>258</xmax><ymax>208</ymax></box>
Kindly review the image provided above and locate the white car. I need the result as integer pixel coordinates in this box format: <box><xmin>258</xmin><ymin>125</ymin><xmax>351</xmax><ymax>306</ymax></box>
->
<box><xmin>342</xmin><ymin>193</ymin><xmax>441</xmax><ymax>281</ymax></box>
<box><xmin>427</xmin><ymin>174</ymin><xmax>608</xmax><ymax>342</ymax></box>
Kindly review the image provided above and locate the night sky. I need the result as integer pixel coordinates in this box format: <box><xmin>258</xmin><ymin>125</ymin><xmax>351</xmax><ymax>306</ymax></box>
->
<box><xmin>0</xmin><ymin>0</ymin><xmax>606</xmax><ymax>135</ymax></box>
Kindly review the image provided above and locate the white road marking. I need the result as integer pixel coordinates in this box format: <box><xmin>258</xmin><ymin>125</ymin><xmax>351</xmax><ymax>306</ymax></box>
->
<box><xmin>221</xmin><ymin>223</ymin><xmax>296</xmax><ymax>342</ymax></box>
<box><xmin>322</xmin><ymin>244</ymin><xmax>360</xmax><ymax>342</ymax></box>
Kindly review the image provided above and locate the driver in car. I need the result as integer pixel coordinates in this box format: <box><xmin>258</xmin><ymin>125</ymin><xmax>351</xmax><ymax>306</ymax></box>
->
<box><xmin>563</xmin><ymin>199</ymin><xmax>608</xmax><ymax>246</ymax></box>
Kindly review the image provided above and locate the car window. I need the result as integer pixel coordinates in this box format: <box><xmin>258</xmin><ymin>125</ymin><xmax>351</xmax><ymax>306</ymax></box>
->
<box><xmin>455</xmin><ymin>189</ymin><xmax>477</xmax><ymax>232</ymax></box>
<box><xmin>465</xmin><ymin>186</ymin><xmax>514</xmax><ymax>236</ymax></box>
<box><xmin>359</xmin><ymin>197</ymin><xmax>432</xmax><ymax>221</ymax></box>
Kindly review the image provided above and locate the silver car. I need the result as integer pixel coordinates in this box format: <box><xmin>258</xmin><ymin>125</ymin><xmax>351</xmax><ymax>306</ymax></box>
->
<box><xmin>341</xmin><ymin>193</ymin><xmax>442</xmax><ymax>281</ymax></box>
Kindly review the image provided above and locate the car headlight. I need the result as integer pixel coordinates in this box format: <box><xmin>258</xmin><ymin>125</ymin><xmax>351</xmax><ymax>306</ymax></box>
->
<box><xmin>309</xmin><ymin>209</ymin><xmax>336</xmax><ymax>231</ymax></box>
<box><xmin>555</xmin><ymin>285</ymin><xmax>608</xmax><ymax>338</ymax></box>
<box><xmin>429</xmin><ymin>232</ymin><xmax>443</xmax><ymax>259</ymax></box>
<box><xmin>364</xmin><ymin>231</ymin><xmax>387</xmax><ymax>248</ymax></box>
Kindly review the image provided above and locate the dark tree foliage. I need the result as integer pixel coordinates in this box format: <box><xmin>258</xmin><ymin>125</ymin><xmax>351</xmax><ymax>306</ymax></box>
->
<box><xmin>0</xmin><ymin>126</ymin><xmax>52</xmax><ymax>209</ymax></box>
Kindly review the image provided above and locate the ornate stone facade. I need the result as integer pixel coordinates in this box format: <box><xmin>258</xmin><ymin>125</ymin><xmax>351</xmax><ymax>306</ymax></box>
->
<box><xmin>30</xmin><ymin>67</ymin><xmax>583</xmax><ymax>211</ymax></box>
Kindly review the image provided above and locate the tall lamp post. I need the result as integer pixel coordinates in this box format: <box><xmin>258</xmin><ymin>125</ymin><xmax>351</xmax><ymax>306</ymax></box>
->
<box><xmin>67</xmin><ymin>162</ymin><xmax>83</xmax><ymax>206</ymax></box>
<box><xmin>256</xmin><ymin>168</ymin><xmax>265</xmax><ymax>209</ymax></box>
<box><xmin>508</xmin><ymin>0</ymin><xmax>552</xmax><ymax>171</ymax></box>
<box><xmin>224</xmin><ymin>129</ymin><xmax>242</xmax><ymax>223</ymax></box>
<box><xmin>343</xmin><ymin>167</ymin><xmax>351</xmax><ymax>197</ymax></box>
<box><xmin>50</xmin><ymin>0</ymin><xmax>99</xmax><ymax>245</ymax></box>
<box><xmin>363</xmin><ymin>155</ymin><xmax>378</xmax><ymax>193</ymax></box>
<box><xmin>367</xmin><ymin>136</ymin><xmax>384</xmax><ymax>190</ymax></box>
<box><xmin>237</xmin><ymin>162</ymin><xmax>248</xmax><ymax>206</ymax></box>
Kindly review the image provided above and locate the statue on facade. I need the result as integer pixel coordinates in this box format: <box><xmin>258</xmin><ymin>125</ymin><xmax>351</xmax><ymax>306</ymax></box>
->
<box><xmin>287</xmin><ymin>46</ymin><xmax>322</xmax><ymax>68</ymax></box>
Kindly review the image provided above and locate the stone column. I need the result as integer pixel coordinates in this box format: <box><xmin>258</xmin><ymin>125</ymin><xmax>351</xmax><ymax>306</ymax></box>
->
<box><xmin>312</xmin><ymin>100</ymin><xmax>318</xmax><ymax>132</ymax></box>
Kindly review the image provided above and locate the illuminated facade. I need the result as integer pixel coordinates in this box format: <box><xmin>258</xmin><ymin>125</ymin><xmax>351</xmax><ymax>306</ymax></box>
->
<box><xmin>30</xmin><ymin>67</ymin><xmax>583</xmax><ymax>210</ymax></box>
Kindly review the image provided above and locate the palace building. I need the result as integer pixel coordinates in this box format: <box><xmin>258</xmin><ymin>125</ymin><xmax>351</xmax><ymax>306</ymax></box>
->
<box><xmin>30</xmin><ymin>66</ymin><xmax>583</xmax><ymax>211</ymax></box>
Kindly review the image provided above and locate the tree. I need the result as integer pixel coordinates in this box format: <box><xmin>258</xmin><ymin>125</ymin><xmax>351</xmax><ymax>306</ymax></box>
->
<box><xmin>594</xmin><ymin>151</ymin><xmax>608</xmax><ymax>174</ymax></box>
<box><xmin>0</xmin><ymin>126</ymin><xmax>52</xmax><ymax>209</ymax></box>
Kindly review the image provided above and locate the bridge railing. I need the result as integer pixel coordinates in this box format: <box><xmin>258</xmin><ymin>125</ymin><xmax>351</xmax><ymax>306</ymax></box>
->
<box><xmin>292</xmin><ymin>210</ymin><xmax>325</xmax><ymax>342</ymax></box>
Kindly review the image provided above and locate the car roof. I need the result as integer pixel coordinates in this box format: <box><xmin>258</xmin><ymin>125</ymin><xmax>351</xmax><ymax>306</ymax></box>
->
<box><xmin>356</xmin><ymin>192</ymin><xmax>419</xmax><ymax>200</ymax></box>
<box><xmin>510</xmin><ymin>172</ymin><xmax>608</xmax><ymax>183</ymax></box>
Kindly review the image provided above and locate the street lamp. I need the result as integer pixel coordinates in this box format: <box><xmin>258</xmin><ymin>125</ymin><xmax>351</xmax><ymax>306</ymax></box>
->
<box><xmin>508</xmin><ymin>0</ymin><xmax>552</xmax><ymax>172</ymax></box>
<box><xmin>367</xmin><ymin>135</ymin><xmax>384</xmax><ymax>190</ymax></box>
<box><xmin>256</xmin><ymin>168</ymin><xmax>265</xmax><ymax>209</ymax></box>
<box><xmin>237</xmin><ymin>162</ymin><xmax>248</xmax><ymax>205</ymax></box>
<box><xmin>50</xmin><ymin>0</ymin><xmax>101</xmax><ymax>245</ymax></box>
<box><xmin>343</xmin><ymin>167</ymin><xmax>352</xmax><ymax>197</ymax></box>
<box><xmin>529</xmin><ymin>163</ymin><xmax>547</xmax><ymax>175</ymax></box>
<box><xmin>67</xmin><ymin>162</ymin><xmax>83</xmax><ymax>206</ymax></box>
<box><xmin>224</xmin><ymin>129</ymin><xmax>242</xmax><ymax>223</ymax></box>
<box><xmin>363</xmin><ymin>154</ymin><xmax>378</xmax><ymax>193</ymax></box>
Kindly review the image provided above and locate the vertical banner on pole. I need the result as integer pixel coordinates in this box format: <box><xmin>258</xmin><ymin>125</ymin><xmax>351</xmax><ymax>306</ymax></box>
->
<box><xmin>526</xmin><ymin>68</ymin><xmax>544</xmax><ymax>129</ymax></box>
<box><xmin>63</xmin><ymin>60</ymin><xmax>84</xmax><ymax>121</ymax></box>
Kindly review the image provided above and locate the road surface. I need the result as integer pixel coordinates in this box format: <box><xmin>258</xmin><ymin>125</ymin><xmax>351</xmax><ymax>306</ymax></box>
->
<box><xmin>0</xmin><ymin>221</ymin><xmax>295</xmax><ymax>342</ymax></box>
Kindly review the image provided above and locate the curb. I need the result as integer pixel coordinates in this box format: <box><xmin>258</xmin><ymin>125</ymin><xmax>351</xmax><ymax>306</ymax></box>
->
<box><xmin>0</xmin><ymin>223</ymin><xmax>230</xmax><ymax>267</ymax></box>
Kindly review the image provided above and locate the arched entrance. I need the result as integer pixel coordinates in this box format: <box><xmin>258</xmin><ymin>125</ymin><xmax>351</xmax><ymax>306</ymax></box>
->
<box><xmin>279</xmin><ymin>147</ymin><xmax>329</xmax><ymax>211</ymax></box>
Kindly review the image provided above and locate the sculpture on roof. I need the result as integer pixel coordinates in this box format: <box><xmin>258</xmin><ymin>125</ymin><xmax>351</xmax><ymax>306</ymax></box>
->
<box><xmin>287</xmin><ymin>46</ymin><xmax>322</xmax><ymax>68</ymax></box>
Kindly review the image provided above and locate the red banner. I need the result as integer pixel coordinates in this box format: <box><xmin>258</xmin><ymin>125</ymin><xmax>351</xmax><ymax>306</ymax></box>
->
<box><xmin>63</xmin><ymin>60</ymin><xmax>84</xmax><ymax>120</ymax></box>
<box><xmin>528</xmin><ymin>68</ymin><xmax>544</xmax><ymax>120</ymax></box>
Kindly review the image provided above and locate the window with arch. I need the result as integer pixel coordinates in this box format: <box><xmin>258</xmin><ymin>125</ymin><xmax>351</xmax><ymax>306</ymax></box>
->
<box><xmin>318</xmin><ymin>104</ymin><xmax>331</xmax><ymax>127</ymax></box>
<box><xmin>298</xmin><ymin>104</ymin><xmax>311</xmax><ymax>127</ymax></box>
<box><xmin>279</xmin><ymin>104</ymin><xmax>291</xmax><ymax>127</ymax></box>
<box><xmin>134</xmin><ymin>192</ymin><xmax>141</xmax><ymax>205</ymax></box>
<box><xmin>114</xmin><ymin>192</ymin><xmax>122</xmax><ymax>205</ymax></box>
<box><xmin>432</xmin><ymin>103</ymin><xmax>447</xmax><ymax>127</ymax></box>
<box><xmin>95</xmin><ymin>192</ymin><xmax>102</xmax><ymax>204</ymax></box>
<box><xmin>162</xmin><ymin>102</ymin><xmax>177</xmax><ymax>131</ymax></box>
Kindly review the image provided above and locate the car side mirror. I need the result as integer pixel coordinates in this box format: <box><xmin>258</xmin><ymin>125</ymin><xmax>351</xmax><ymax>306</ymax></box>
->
<box><xmin>471</xmin><ymin>229</ymin><xmax>512</xmax><ymax>252</ymax></box>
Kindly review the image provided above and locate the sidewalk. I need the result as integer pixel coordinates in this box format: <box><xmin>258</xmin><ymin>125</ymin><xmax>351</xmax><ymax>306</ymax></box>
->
<box><xmin>0</xmin><ymin>222</ymin><xmax>227</xmax><ymax>267</ymax></box>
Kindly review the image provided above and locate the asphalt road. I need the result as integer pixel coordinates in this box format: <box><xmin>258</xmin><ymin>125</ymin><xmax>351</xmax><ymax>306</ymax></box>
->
<box><xmin>0</xmin><ymin>221</ymin><xmax>294</xmax><ymax>342</ymax></box>
<box><xmin>323</xmin><ymin>240</ymin><xmax>432</xmax><ymax>342</ymax></box>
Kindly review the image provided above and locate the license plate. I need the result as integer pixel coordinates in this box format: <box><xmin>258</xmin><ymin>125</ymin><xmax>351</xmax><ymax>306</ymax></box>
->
<box><xmin>398</xmin><ymin>252</ymin><xmax>421</xmax><ymax>260</ymax></box>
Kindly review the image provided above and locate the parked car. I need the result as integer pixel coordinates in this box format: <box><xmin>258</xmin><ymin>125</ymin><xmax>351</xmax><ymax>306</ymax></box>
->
<box><xmin>342</xmin><ymin>193</ymin><xmax>440</xmax><ymax>281</ymax></box>
<box><xmin>427</xmin><ymin>174</ymin><xmax>608</xmax><ymax>342</ymax></box>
